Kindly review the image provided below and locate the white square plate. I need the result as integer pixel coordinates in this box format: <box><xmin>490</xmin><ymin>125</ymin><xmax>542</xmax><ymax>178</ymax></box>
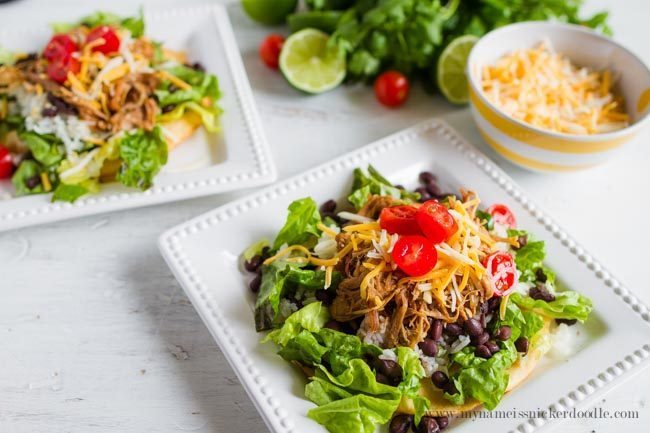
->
<box><xmin>159</xmin><ymin>119</ymin><xmax>650</xmax><ymax>433</ymax></box>
<box><xmin>0</xmin><ymin>4</ymin><xmax>276</xmax><ymax>232</ymax></box>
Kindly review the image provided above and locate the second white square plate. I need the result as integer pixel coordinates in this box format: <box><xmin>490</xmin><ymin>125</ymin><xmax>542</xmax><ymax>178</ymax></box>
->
<box><xmin>159</xmin><ymin>118</ymin><xmax>650</xmax><ymax>433</ymax></box>
<box><xmin>0</xmin><ymin>4</ymin><xmax>276</xmax><ymax>231</ymax></box>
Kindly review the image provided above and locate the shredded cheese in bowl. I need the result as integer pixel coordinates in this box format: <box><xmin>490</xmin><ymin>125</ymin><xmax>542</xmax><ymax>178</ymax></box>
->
<box><xmin>481</xmin><ymin>41</ymin><xmax>629</xmax><ymax>135</ymax></box>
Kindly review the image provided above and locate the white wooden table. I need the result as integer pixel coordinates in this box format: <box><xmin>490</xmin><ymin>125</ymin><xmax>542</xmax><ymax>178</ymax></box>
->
<box><xmin>1</xmin><ymin>1</ymin><xmax>648</xmax><ymax>432</ymax></box>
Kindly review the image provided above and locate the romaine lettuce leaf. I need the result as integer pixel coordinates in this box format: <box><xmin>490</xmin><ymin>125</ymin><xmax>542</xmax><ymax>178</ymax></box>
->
<box><xmin>278</xmin><ymin>330</ymin><xmax>330</xmax><ymax>365</ymax></box>
<box><xmin>507</xmin><ymin>229</ymin><xmax>555</xmax><ymax>284</ymax></box>
<box><xmin>395</xmin><ymin>347</ymin><xmax>429</xmax><ymax>424</ymax></box>
<box><xmin>347</xmin><ymin>165</ymin><xmax>419</xmax><ymax>210</ymax></box>
<box><xmin>243</xmin><ymin>238</ymin><xmax>270</xmax><ymax>261</ymax></box>
<box><xmin>265</xmin><ymin>301</ymin><xmax>330</xmax><ymax>346</ymax></box>
<box><xmin>52</xmin><ymin>183</ymin><xmax>88</xmax><ymax>203</ymax></box>
<box><xmin>510</xmin><ymin>291</ymin><xmax>593</xmax><ymax>323</ymax></box>
<box><xmin>318</xmin><ymin>328</ymin><xmax>381</xmax><ymax>375</ymax></box>
<box><xmin>12</xmin><ymin>160</ymin><xmax>45</xmax><ymax>196</ymax></box>
<box><xmin>272</xmin><ymin>197</ymin><xmax>323</xmax><ymax>250</ymax></box>
<box><xmin>19</xmin><ymin>131</ymin><xmax>64</xmax><ymax>168</ymax></box>
<box><xmin>116</xmin><ymin>126</ymin><xmax>168</xmax><ymax>190</ymax></box>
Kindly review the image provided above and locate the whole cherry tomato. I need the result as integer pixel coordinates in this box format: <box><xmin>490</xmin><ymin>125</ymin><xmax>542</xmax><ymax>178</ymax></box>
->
<box><xmin>415</xmin><ymin>200</ymin><xmax>458</xmax><ymax>244</ymax></box>
<box><xmin>391</xmin><ymin>235</ymin><xmax>438</xmax><ymax>277</ymax></box>
<box><xmin>379</xmin><ymin>205</ymin><xmax>421</xmax><ymax>236</ymax></box>
<box><xmin>488</xmin><ymin>204</ymin><xmax>517</xmax><ymax>229</ymax></box>
<box><xmin>483</xmin><ymin>251</ymin><xmax>517</xmax><ymax>296</ymax></box>
<box><xmin>86</xmin><ymin>26</ymin><xmax>121</xmax><ymax>55</ymax></box>
<box><xmin>259</xmin><ymin>34</ymin><xmax>285</xmax><ymax>69</ymax></box>
<box><xmin>43</xmin><ymin>34</ymin><xmax>78</xmax><ymax>62</ymax></box>
<box><xmin>374</xmin><ymin>70</ymin><xmax>410</xmax><ymax>107</ymax></box>
<box><xmin>0</xmin><ymin>144</ymin><xmax>14</xmax><ymax>179</ymax></box>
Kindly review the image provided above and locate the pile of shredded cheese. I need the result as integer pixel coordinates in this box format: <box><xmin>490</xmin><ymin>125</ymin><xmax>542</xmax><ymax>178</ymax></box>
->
<box><xmin>481</xmin><ymin>41</ymin><xmax>629</xmax><ymax>135</ymax></box>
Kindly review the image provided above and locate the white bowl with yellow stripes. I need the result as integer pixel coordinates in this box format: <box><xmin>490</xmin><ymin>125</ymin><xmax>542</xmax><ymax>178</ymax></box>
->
<box><xmin>467</xmin><ymin>21</ymin><xmax>650</xmax><ymax>172</ymax></box>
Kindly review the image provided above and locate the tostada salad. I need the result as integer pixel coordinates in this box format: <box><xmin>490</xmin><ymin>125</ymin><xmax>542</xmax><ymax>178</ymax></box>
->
<box><xmin>242</xmin><ymin>166</ymin><xmax>593</xmax><ymax>433</ymax></box>
<box><xmin>0</xmin><ymin>10</ymin><xmax>221</xmax><ymax>202</ymax></box>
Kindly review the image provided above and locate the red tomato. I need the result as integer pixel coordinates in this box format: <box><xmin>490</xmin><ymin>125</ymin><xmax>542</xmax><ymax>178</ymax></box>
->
<box><xmin>379</xmin><ymin>205</ymin><xmax>421</xmax><ymax>235</ymax></box>
<box><xmin>483</xmin><ymin>252</ymin><xmax>516</xmax><ymax>296</ymax></box>
<box><xmin>43</xmin><ymin>34</ymin><xmax>78</xmax><ymax>62</ymax></box>
<box><xmin>374</xmin><ymin>71</ymin><xmax>410</xmax><ymax>107</ymax></box>
<box><xmin>87</xmin><ymin>26</ymin><xmax>121</xmax><ymax>55</ymax></box>
<box><xmin>47</xmin><ymin>55</ymin><xmax>80</xmax><ymax>84</ymax></box>
<box><xmin>0</xmin><ymin>144</ymin><xmax>14</xmax><ymax>179</ymax></box>
<box><xmin>259</xmin><ymin>34</ymin><xmax>284</xmax><ymax>69</ymax></box>
<box><xmin>488</xmin><ymin>204</ymin><xmax>516</xmax><ymax>228</ymax></box>
<box><xmin>415</xmin><ymin>200</ymin><xmax>458</xmax><ymax>244</ymax></box>
<box><xmin>391</xmin><ymin>235</ymin><xmax>438</xmax><ymax>277</ymax></box>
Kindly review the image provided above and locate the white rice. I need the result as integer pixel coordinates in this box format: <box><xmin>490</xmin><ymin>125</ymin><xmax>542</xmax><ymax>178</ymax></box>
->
<box><xmin>378</xmin><ymin>349</ymin><xmax>397</xmax><ymax>363</ymax></box>
<box><xmin>415</xmin><ymin>347</ymin><xmax>439</xmax><ymax>377</ymax></box>
<box><xmin>548</xmin><ymin>323</ymin><xmax>576</xmax><ymax>359</ymax></box>
<box><xmin>357</xmin><ymin>315</ymin><xmax>388</xmax><ymax>346</ymax></box>
<box><xmin>449</xmin><ymin>334</ymin><xmax>471</xmax><ymax>353</ymax></box>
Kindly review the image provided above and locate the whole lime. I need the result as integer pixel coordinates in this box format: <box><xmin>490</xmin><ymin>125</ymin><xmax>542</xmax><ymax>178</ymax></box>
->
<box><xmin>242</xmin><ymin>0</ymin><xmax>298</xmax><ymax>26</ymax></box>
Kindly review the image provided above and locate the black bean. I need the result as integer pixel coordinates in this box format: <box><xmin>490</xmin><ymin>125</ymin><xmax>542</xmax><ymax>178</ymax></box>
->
<box><xmin>416</xmin><ymin>416</ymin><xmax>440</xmax><ymax>433</ymax></box>
<box><xmin>324</xmin><ymin>320</ymin><xmax>343</xmax><ymax>332</ymax></box>
<box><xmin>444</xmin><ymin>381</ymin><xmax>458</xmax><ymax>395</ymax></box>
<box><xmin>487</xmin><ymin>297</ymin><xmax>501</xmax><ymax>312</ymax></box>
<box><xmin>394</xmin><ymin>184</ymin><xmax>405</xmax><ymax>190</ymax></box>
<box><xmin>315</xmin><ymin>289</ymin><xmax>335</xmax><ymax>305</ymax></box>
<box><xmin>162</xmin><ymin>104</ymin><xmax>177</xmax><ymax>113</ymax></box>
<box><xmin>375</xmin><ymin>372</ymin><xmax>391</xmax><ymax>385</ymax></box>
<box><xmin>261</xmin><ymin>246</ymin><xmax>271</xmax><ymax>259</ymax></box>
<box><xmin>494</xmin><ymin>325</ymin><xmax>512</xmax><ymax>341</ymax></box>
<box><xmin>419</xmin><ymin>172</ymin><xmax>437</xmax><ymax>185</ymax></box>
<box><xmin>515</xmin><ymin>337</ymin><xmax>529</xmax><ymax>354</ymax></box>
<box><xmin>556</xmin><ymin>318</ymin><xmax>578</xmax><ymax>326</ymax></box>
<box><xmin>375</xmin><ymin>359</ymin><xmax>403</xmax><ymax>381</ymax></box>
<box><xmin>514</xmin><ymin>235</ymin><xmax>528</xmax><ymax>250</ymax></box>
<box><xmin>414</xmin><ymin>186</ymin><xmax>432</xmax><ymax>202</ymax></box>
<box><xmin>168</xmin><ymin>84</ymin><xmax>179</xmax><ymax>93</ymax></box>
<box><xmin>475</xmin><ymin>345</ymin><xmax>492</xmax><ymax>359</ymax></box>
<box><xmin>485</xmin><ymin>340</ymin><xmax>500</xmax><ymax>355</ymax></box>
<box><xmin>249</xmin><ymin>274</ymin><xmax>261</xmax><ymax>293</ymax></box>
<box><xmin>14</xmin><ymin>52</ymin><xmax>37</xmax><ymax>64</ymax></box>
<box><xmin>244</xmin><ymin>255</ymin><xmax>263</xmax><ymax>273</ymax></box>
<box><xmin>431</xmin><ymin>371</ymin><xmax>449</xmax><ymax>389</ymax></box>
<box><xmin>479</xmin><ymin>313</ymin><xmax>487</xmax><ymax>329</ymax></box>
<box><xmin>474</xmin><ymin>331</ymin><xmax>489</xmax><ymax>346</ymax></box>
<box><xmin>444</xmin><ymin>323</ymin><xmax>462</xmax><ymax>337</ymax></box>
<box><xmin>535</xmin><ymin>268</ymin><xmax>548</xmax><ymax>283</ymax></box>
<box><xmin>435</xmin><ymin>416</ymin><xmax>449</xmax><ymax>430</ymax></box>
<box><xmin>41</xmin><ymin>106</ymin><xmax>58</xmax><ymax>117</ymax></box>
<box><xmin>429</xmin><ymin>319</ymin><xmax>443</xmax><ymax>342</ymax></box>
<box><xmin>529</xmin><ymin>284</ymin><xmax>555</xmax><ymax>302</ymax></box>
<box><xmin>389</xmin><ymin>414</ymin><xmax>413</xmax><ymax>433</ymax></box>
<box><xmin>46</xmin><ymin>93</ymin><xmax>77</xmax><ymax>115</ymax></box>
<box><xmin>319</xmin><ymin>199</ymin><xmax>337</xmax><ymax>214</ymax></box>
<box><xmin>463</xmin><ymin>318</ymin><xmax>483</xmax><ymax>337</ymax></box>
<box><xmin>419</xmin><ymin>339</ymin><xmax>438</xmax><ymax>357</ymax></box>
<box><xmin>426</xmin><ymin>183</ymin><xmax>442</xmax><ymax>197</ymax></box>
<box><xmin>25</xmin><ymin>175</ymin><xmax>41</xmax><ymax>189</ymax></box>
<box><xmin>191</xmin><ymin>61</ymin><xmax>206</xmax><ymax>72</ymax></box>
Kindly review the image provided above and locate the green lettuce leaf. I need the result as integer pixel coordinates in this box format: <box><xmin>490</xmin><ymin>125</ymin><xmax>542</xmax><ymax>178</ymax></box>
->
<box><xmin>0</xmin><ymin>46</ymin><xmax>16</xmax><ymax>65</ymax></box>
<box><xmin>51</xmin><ymin>183</ymin><xmax>88</xmax><ymax>203</ymax></box>
<box><xmin>155</xmin><ymin>65</ymin><xmax>222</xmax><ymax>132</ymax></box>
<box><xmin>272</xmin><ymin>197</ymin><xmax>322</xmax><ymax>250</ymax></box>
<box><xmin>347</xmin><ymin>165</ymin><xmax>419</xmax><ymax>210</ymax></box>
<box><xmin>52</xmin><ymin>10</ymin><xmax>145</xmax><ymax>37</ymax></box>
<box><xmin>318</xmin><ymin>328</ymin><xmax>381</xmax><ymax>375</ymax></box>
<box><xmin>510</xmin><ymin>291</ymin><xmax>593</xmax><ymax>323</ymax></box>
<box><xmin>243</xmin><ymin>238</ymin><xmax>270</xmax><ymax>261</ymax></box>
<box><xmin>265</xmin><ymin>301</ymin><xmax>330</xmax><ymax>346</ymax></box>
<box><xmin>396</xmin><ymin>347</ymin><xmax>429</xmax><ymax>424</ymax></box>
<box><xmin>12</xmin><ymin>160</ymin><xmax>45</xmax><ymax>196</ymax></box>
<box><xmin>116</xmin><ymin>126</ymin><xmax>168</xmax><ymax>190</ymax></box>
<box><xmin>19</xmin><ymin>131</ymin><xmax>65</xmax><ymax>167</ymax></box>
<box><xmin>278</xmin><ymin>330</ymin><xmax>330</xmax><ymax>365</ymax></box>
<box><xmin>493</xmin><ymin>300</ymin><xmax>544</xmax><ymax>342</ymax></box>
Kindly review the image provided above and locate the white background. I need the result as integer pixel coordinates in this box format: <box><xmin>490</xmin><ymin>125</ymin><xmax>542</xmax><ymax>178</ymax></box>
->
<box><xmin>1</xmin><ymin>0</ymin><xmax>648</xmax><ymax>432</ymax></box>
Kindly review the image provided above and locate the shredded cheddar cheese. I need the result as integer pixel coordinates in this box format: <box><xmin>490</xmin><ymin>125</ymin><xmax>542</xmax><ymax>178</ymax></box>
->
<box><xmin>482</xmin><ymin>41</ymin><xmax>629</xmax><ymax>135</ymax></box>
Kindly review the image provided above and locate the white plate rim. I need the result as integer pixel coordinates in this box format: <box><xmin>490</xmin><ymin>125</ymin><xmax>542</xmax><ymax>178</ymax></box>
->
<box><xmin>158</xmin><ymin>118</ymin><xmax>650</xmax><ymax>433</ymax></box>
<box><xmin>0</xmin><ymin>4</ymin><xmax>277</xmax><ymax>232</ymax></box>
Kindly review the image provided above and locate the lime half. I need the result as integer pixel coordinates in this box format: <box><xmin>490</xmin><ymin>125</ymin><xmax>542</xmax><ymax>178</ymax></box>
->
<box><xmin>437</xmin><ymin>35</ymin><xmax>478</xmax><ymax>105</ymax></box>
<box><xmin>242</xmin><ymin>0</ymin><xmax>297</xmax><ymax>26</ymax></box>
<box><xmin>279</xmin><ymin>28</ymin><xmax>346</xmax><ymax>94</ymax></box>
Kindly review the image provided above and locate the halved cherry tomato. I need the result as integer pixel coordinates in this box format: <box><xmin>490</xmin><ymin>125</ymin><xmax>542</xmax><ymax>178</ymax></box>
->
<box><xmin>379</xmin><ymin>205</ymin><xmax>421</xmax><ymax>235</ymax></box>
<box><xmin>483</xmin><ymin>252</ymin><xmax>516</xmax><ymax>296</ymax></box>
<box><xmin>488</xmin><ymin>204</ymin><xmax>516</xmax><ymax>228</ymax></box>
<box><xmin>43</xmin><ymin>34</ymin><xmax>78</xmax><ymax>62</ymax></box>
<box><xmin>391</xmin><ymin>235</ymin><xmax>438</xmax><ymax>277</ymax></box>
<box><xmin>0</xmin><ymin>144</ymin><xmax>14</xmax><ymax>179</ymax></box>
<box><xmin>47</xmin><ymin>55</ymin><xmax>80</xmax><ymax>84</ymax></box>
<box><xmin>374</xmin><ymin>70</ymin><xmax>410</xmax><ymax>107</ymax></box>
<box><xmin>87</xmin><ymin>26</ymin><xmax>121</xmax><ymax>55</ymax></box>
<box><xmin>415</xmin><ymin>200</ymin><xmax>458</xmax><ymax>244</ymax></box>
<box><xmin>259</xmin><ymin>34</ymin><xmax>284</xmax><ymax>69</ymax></box>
